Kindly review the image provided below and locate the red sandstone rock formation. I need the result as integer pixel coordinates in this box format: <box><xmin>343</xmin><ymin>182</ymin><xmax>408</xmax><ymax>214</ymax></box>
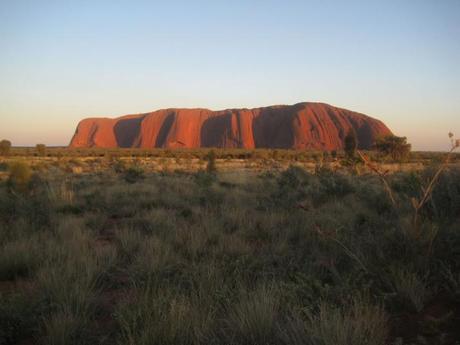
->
<box><xmin>69</xmin><ymin>102</ymin><xmax>392</xmax><ymax>150</ymax></box>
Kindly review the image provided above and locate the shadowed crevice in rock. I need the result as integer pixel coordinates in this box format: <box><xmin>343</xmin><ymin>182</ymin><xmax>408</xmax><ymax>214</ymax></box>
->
<box><xmin>200</xmin><ymin>112</ymin><xmax>232</xmax><ymax>147</ymax></box>
<box><xmin>155</xmin><ymin>112</ymin><xmax>175</xmax><ymax>147</ymax></box>
<box><xmin>114</xmin><ymin>117</ymin><xmax>143</xmax><ymax>148</ymax></box>
<box><xmin>252</xmin><ymin>107</ymin><xmax>295</xmax><ymax>148</ymax></box>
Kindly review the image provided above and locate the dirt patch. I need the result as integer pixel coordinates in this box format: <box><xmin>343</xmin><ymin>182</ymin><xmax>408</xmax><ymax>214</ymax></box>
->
<box><xmin>390</xmin><ymin>293</ymin><xmax>460</xmax><ymax>344</ymax></box>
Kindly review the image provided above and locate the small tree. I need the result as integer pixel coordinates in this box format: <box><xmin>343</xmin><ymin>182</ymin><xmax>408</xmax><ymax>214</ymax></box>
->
<box><xmin>0</xmin><ymin>139</ymin><xmax>12</xmax><ymax>156</ymax></box>
<box><xmin>344</xmin><ymin>130</ymin><xmax>357</xmax><ymax>159</ymax></box>
<box><xmin>374</xmin><ymin>135</ymin><xmax>411</xmax><ymax>162</ymax></box>
<box><xmin>330</xmin><ymin>150</ymin><xmax>336</xmax><ymax>159</ymax></box>
<box><xmin>36</xmin><ymin>144</ymin><xmax>46</xmax><ymax>156</ymax></box>
<box><xmin>206</xmin><ymin>150</ymin><xmax>217</xmax><ymax>174</ymax></box>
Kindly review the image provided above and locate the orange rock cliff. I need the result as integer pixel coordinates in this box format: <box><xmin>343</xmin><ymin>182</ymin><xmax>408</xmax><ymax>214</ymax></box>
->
<box><xmin>69</xmin><ymin>102</ymin><xmax>392</xmax><ymax>150</ymax></box>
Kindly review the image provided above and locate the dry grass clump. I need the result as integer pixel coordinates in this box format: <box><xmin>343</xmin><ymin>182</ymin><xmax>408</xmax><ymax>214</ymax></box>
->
<box><xmin>115</xmin><ymin>283</ymin><xmax>212</xmax><ymax>345</ymax></box>
<box><xmin>7</xmin><ymin>161</ymin><xmax>32</xmax><ymax>193</ymax></box>
<box><xmin>388</xmin><ymin>268</ymin><xmax>430</xmax><ymax>313</ymax></box>
<box><xmin>0</xmin><ymin>237</ymin><xmax>42</xmax><ymax>280</ymax></box>
<box><xmin>303</xmin><ymin>299</ymin><xmax>388</xmax><ymax>345</ymax></box>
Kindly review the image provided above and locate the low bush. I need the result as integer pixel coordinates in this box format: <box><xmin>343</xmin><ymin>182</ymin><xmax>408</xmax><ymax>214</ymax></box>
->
<box><xmin>123</xmin><ymin>166</ymin><xmax>145</xmax><ymax>183</ymax></box>
<box><xmin>271</xmin><ymin>165</ymin><xmax>311</xmax><ymax>207</ymax></box>
<box><xmin>7</xmin><ymin>161</ymin><xmax>32</xmax><ymax>193</ymax></box>
<box><xmin>0</xmin><ymin>191</ymin><xmax>52</xmax><ymax>229</ymax></box>
<box><xmin>194</xmin><ymin>170</ymin><xmax>216</xmax><ymax>188</ymax></box>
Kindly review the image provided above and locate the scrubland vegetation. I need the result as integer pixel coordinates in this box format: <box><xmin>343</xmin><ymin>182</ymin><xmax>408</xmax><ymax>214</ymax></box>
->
<box><xmin>0</xmin><ymin>146</ymin><xmax>460</xmax><ymax>345</ymax></box>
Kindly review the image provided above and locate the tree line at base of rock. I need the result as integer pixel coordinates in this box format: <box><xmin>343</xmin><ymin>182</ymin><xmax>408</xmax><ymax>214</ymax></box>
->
<box><xmin>0</xmin><ymin>134</ymin><xmax>412</xmax><ymax>162</ymax></box>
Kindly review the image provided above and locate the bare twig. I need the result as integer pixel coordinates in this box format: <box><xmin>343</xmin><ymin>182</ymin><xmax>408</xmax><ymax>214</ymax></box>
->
<box><xmin>314</xmin><ymin>225</ymin><xmax>368</xmax><ymax>273</ymax></box>
<box><xmin>411</xmin><ymin>140</ymin><xmax>459</xmax><ymax>234</ymax></box>
<box><xmin>357</xmin><ymin>150</ymin><xmax>396</xmax><ymax>206</ymax></box>
<box><xmin>359</xmin><ymin>132</ymin><xmax>459</xmax><ymax>238</ymax></box>
<box><xmin>296</xmin><ymin>203</ymin><xmax>310</xmax><ymax>212</ymax></box>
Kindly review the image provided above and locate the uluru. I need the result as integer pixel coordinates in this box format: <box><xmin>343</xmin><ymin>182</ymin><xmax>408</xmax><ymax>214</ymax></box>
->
<box><xmin>69</xmin><ymin>102</ymin><xmax>392</xmax><ymax>150</ymax></box>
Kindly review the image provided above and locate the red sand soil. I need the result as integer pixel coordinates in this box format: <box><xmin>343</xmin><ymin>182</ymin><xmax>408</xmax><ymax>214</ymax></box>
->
<box><xmin>69</xmin><ymin>102</ymin><xmax>392</xmax><ymax>149</ymax></box>
<box><xmin>389</xmin><ymin>292</ymin><xmax>460</xmax><ymax>344</ymax></box>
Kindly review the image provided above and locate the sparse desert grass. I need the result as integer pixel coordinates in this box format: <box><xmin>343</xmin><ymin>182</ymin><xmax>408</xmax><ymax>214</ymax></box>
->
<box><xmin>303</xmin><ymin>298</ymin><xmax>388</xmax><ymax>345</ymax></box>
<box><xmin>0</xmin><ymin>237</ymin><xmax>41</xmax><ymax>280</ymax></box>
<box><xmin>226</xmin><ymin>284</ymin><xmax>281</xmax><ymax>344</ymax></box>
<box><xmin>0</xmin><ymin>154</ymin><xmax>459</xmax><ymax>344</ymax></box>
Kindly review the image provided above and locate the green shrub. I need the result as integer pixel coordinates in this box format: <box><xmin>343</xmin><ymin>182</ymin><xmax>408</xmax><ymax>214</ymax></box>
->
<box><xmin>112</xmin><ymin>158</ymin><xmax>127</xmax><ymax>173</ymax></box>
<box><xmin>0</xmin><ymin>191</ymin><xmax>52</xmax><ymax>229</ymax></box>
<box><xmin>194</xmin><ymin>170</ymin><xmax>216</xmax><ymax>188</ymax></box>
<box><xmin>123</xmin><ymin>166</ymin><xmax>145</xmax><ymax>183</ymax></box>
<box><xmin>391</xmin><ymin>171</ymin><xmax>421</xmax><ymax>198</ymax></box>
<box><xmin>314</xmin><ymin>170</ymin><xmax>354</xmax><ymax>204</ymax></box>
<box><xmin>272</xmin><ymin>165</ymin><xmax>311</xmax><ymax>207</ymax></box>
<box><xmin>356</xmin><ymin>179</ymin><xmax>393</xmax><ymax>214</ymax></box>
<box><xmin>278</xmin><ymin>165</ymin><xmax>310</xmax><ymax>189</ymax></box>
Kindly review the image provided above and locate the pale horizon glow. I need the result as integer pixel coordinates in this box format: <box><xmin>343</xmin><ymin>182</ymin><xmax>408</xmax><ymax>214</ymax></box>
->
<box><xmin>0</xmin><ymin>0</ymin><xmax>459</xmax><ymax>151</ymax></box>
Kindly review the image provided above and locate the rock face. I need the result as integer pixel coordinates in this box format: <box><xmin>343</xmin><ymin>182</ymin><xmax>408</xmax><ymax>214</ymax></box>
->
<box><xmin>69</xmin><ymin>102</ymin><xmax>392</xmax><ymax>150</ymax></box>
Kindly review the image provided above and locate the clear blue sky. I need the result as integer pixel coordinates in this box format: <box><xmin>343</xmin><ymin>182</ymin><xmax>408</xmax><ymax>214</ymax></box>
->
<box><xmin>0</xmin><ymin>0</ymin><xmax>459</xmax><ymax>150</ymax></box>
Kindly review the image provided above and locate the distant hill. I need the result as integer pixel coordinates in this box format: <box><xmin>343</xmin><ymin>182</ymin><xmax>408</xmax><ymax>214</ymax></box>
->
<box><xmin>69</xmin><ymin>102</ymin><xmax>392</xmax><ymax>150</ymax></box>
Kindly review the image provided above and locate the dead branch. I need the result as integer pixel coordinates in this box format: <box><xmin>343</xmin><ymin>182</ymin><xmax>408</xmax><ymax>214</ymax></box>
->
<box><xmin>357</xmin><ymin>150</ymin><xmax>396</xmax><ymax>206</ymax></box>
